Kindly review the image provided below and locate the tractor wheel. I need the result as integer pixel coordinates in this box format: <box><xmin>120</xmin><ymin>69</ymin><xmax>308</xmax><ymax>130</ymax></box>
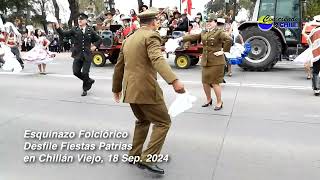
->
<box><xmin>239</xmin><ymin>26</ymin><xmax>282</xmax><ymax>71</ymax></box>
<box><xmin>190</xmin><ymin>56</ymin><xmax>199</xmax><ymax>66</ymax></box>
<box><xmin>175</xmin><ymin>54</ymin><xmax>191</xmax><ymax>69</ymax></box>
<box><xmin>92</xmin><ymin>51</ymin><xmax>106</xmax><ymax>67</ymax></box>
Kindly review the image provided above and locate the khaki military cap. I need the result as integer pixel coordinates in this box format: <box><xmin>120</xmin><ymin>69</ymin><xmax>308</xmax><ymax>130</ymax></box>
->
<box><xmin>104</xmin><ymin>11</ymin><xmax>113</xmax><ymax>16</ymax></box>
<box><xmin>207</xmin><ymin>13</ymin><xmax>217</xmax><ymax>22</ymax></box>
<box><xmin>138</xmin><ymin>7</ymin><xmax>159</xmax><ymax>20</ymax></box>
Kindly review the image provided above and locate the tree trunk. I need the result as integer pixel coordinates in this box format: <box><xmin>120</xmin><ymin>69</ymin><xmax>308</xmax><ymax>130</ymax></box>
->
<box><xmin>137</xmin><ymin>0</ymin><xmax>144</xmax><ymax>11</ymax></box>
<box><xmin>108</xmin><ymin>0</ymin><xmax>116</xmax><ymax>14</ymax></box>
<box><xmin>68</xmin><ymin>0</ymin><xmax>80</xmax><ymax>27</ymax></box>
<box><xmin>41</xmin><ymin>0</ymin><xmax>48</xmax><ymax>33</ymax></box>
<box><xmin>52</xmin><ymin>0</ymin><xmax>60</xmax><ymax>22</ymax></box>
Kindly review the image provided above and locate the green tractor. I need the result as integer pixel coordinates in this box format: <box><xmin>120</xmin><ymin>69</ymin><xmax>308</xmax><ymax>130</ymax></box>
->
<box><xmin>239</xmin><ymin>0</ymin><xmax>307</xmax><ymax>71</ymax></box>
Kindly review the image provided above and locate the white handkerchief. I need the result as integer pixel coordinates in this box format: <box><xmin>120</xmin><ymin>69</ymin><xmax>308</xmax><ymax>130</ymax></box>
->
<box><xmin>225</xmin><ymin>43</ymin><xmax>245</xmax><ymax>59</ymax></box>
<box><xmin>294</xmin><ymin>47</ymin><xmax>313</xmax><ymax>64</ymax></box>
<box><xmin>165</xmin><ymin>38</ymin><xmax>180</xmax><ymax>53</ymax></box>
<box><xmin>46</xmin><ymin>14</ymin><xmax>58</xmax><ymax>23</ymax></box>
<box><xmin>26</xmin><ymin>25</ymin><xmax>34</xmax><ymax>32</ymax></box>
<box><xmin>169</xmin><ymin>91</ymin><xmax>197</xmax><ymax>117</ymax></box>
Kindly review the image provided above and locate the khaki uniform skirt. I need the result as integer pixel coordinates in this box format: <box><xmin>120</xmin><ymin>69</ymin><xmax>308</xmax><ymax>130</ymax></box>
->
<box><xmin>202</xmin><ymin>65</ymin><xmax>225</xmax><ymax>84</ymax></box>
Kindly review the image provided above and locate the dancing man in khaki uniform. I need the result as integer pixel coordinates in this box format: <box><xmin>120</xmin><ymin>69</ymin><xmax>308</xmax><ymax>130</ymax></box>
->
<box><xmin>112</xmin><ymin>8</ymin><xmax>185</xmax><ymax>175</ymax></box>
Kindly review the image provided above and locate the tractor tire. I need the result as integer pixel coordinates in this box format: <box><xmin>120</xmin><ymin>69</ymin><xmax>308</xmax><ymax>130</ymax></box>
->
<box><xmin>175</xmin><ymin>54</ymin><xmax>191</xmax><ymax>69</ymax></box>
<box><xmin>92</xmin><ymin>51</ymin><xmax>106</xmax><ymax>67</ymax></box>
<box><xmin>109</xmin><ymin>51</ymin><xmax>119</xmax><ymax>64</ymax></box>
<box><xmin>190</xmin><ymin>56</ymin><xmax>199</xmax><ymax>66</ymax></box>
<box><xmin>239</xmin><ymin>26</ymin><xmax>282</xmax><ymax>71</ymax></box>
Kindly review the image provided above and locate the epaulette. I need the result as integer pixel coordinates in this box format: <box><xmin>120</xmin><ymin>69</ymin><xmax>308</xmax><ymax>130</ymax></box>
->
<box><xmin>125</xmin><ymin>30</ymin><xmax>135</xmax><ymax>38</ymax></box>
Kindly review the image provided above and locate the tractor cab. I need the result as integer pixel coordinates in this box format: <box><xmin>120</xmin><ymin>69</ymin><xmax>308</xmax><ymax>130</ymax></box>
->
<box><xmin>238</xmin><ymin>0</ymin><xmax>306</xmax><ymax>71</ymax></box>
<box><xmin>253</xmin><ymin>0</ymin><xmax>301</xmax><ymax>46</ymax></box>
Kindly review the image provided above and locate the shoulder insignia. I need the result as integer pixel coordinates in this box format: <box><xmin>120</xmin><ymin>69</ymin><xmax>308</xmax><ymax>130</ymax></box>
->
<box><xmin>125</xmin><ymin>30</ymin><xmax>135</xmax><ymax>38</ymax></box>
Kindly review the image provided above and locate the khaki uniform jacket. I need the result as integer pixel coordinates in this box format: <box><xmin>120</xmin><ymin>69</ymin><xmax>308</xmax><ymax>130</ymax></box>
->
<box><xmin>112</xmin><ymin>27</ymin><xmax>178</xmax><ymax>104</ymax></box>
<box><xmin>183</xmin><ymin>28</ymin><xmax>232</xmax><ymax>66</ymax></box>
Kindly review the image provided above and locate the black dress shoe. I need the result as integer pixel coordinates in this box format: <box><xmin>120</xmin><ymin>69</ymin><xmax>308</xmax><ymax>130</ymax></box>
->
<box><xmin>202</xmin><ymin>99</ymin><xmax>213</xmax><ymax>107</ymax></box>
<box><xmin>85</xmin><ymin>79</ymin><xmax>95</xmax><ymax>91</ymax></box>
<box><xmin>314</xmin><ymin>90</ymin><xmax>320</xmax><ymax>96</ymax></box>
<box><xmin>81</xmin><ymin>91</ymin><xmax>87</xmax><ymax>96</ymax></box>
<box><xmin>137</xmin><ymin>163</ymin><xmax>165</xmax><ymax>175</ymax></box>
<box><xmin>214</xmin><ymin>102</ymin><xmax>223</xmax><ymax>111</ymax></box>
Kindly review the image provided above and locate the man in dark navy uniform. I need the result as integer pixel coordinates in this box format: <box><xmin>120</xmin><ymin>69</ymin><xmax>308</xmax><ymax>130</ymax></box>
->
<box><xmin>55</xmin><ymin>13</ymin><xmax>102</xmax><ymax>96</ymax></box>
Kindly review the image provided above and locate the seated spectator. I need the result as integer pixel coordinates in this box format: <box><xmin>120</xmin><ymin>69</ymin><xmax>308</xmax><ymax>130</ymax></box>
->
<box><xmin>130</xmin><ymin>9</ymin><xmax>140</xmax><ymax>29</ymax></box>
<box><xmin>121</xmin><ymin>15</ymin><xmax>138</xmax><ymax>38</ymax></box>
<box><xmin>130</xmin><ymin>9</ymin><xmax>138</xmax><ymax>21</ymax></box>
<box><xmin>195</xmin><ymin>12</ymin><xmax>206</xmax><ymax>30</ymax></box>
<box><xmin>118</xmin><ymin>14</ymin><xmax>125</xmax><ymax>26</ymax></box>
<box><xmin>103</xmin><ymin>11</ymin><xmax>116</xmax><ymax>29</ymax></box>
<box><xmin>159</xmin><ymin>13</ymin><xmax>170</xmax><ymax>36</ymax></box>
<box><xmin>174</xmin><ymin>13</ymin><xmax>190</xmax><ymax>32</ymax></box>
<box><xmin>114</xmin><ymin>9</ymin><xmax>122</xmax><ymax>24</ymax></box>
<box><xmin>141</xmin><ymin>5</ymin><xmax>148</xmax><ymax>12</ymax></box>
<box><xmin>160</xmin><ymin>13</ymin><xmax>169</xmax><ymax>28</ymax></box>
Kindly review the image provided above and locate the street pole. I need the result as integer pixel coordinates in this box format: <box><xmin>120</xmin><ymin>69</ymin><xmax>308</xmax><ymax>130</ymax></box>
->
<box><xmin>180</xmin><ymin>0</ymin><xmax>182</xmax><ymax>13</ymax></box>
<box><xmin>225</xmin><ymin>0</ymin><xmax>229</xmax><ymax>15</ymax></box>
<box><xmin>233</xmin><ymin>0</ymin><xmax>236</xmax><ymax>21</ymax></box>
<box><xmin>150</xmin><ymin>0</ymin><xmax>152</xmax><ymax>7</ymax></box>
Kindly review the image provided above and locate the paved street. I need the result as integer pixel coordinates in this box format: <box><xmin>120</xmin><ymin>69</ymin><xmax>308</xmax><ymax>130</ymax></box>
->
<box><xmin>0</xmin><ymin>52</ymin><xmax>320</xmax><ymax>180</ymax></box>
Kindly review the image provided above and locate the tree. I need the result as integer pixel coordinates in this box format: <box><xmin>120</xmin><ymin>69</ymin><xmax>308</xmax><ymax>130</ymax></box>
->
<box><xmin>78</xmin><ymin>0</ymin><xmax>104</xmax><ymax>15</ymax></box>
<box><xmin>305</xmin><ymin>0</ymin><xmax>320</xmax><ymax>18</ymax></box>
<box><xmin>52</xmin><ymin>0</ymin><xmax>60</xmax><ymax>22</ymax></box>
<box><xmin>137</xmin><ymin>0</ymin><xmax>144</xmax><ymax>12</ymax></box>
<box><xmin>94</xmin><ymin>0</ymin><xmax>105</xmax><ymax>15</ymax></box>
<box><xmin>0</xmin><ymin>0</ymin><xmax>29</xmax><ymax>14</ymax></box>
<box><xmin>29</xmin><ymin>0</ymin><xmax>51</xmax><ymax>33</ymax></box>
<box><xmin>68</xmin><ymin>0</ymin><xmax>80</xmax><ymax>27</ymax></box>
<box><xmin>205</xmin><ymin>0</ymin><xmax>256</xmax><ymax>18</ymax></box>
<box><xmin>205</xmin><ymin>0</ymin><xmax>226</xmax><ymax>14</ymax></box>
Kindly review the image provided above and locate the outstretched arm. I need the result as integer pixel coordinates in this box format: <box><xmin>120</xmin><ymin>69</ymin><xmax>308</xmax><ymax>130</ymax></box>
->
<box><xmin>55</xmin><ymin>23</ymin><xmax>75</xmax><ymax>37</ymax></box>
<box><xmin>146</xmin><ymin>33</ymin><xmax>185</xmax><ymax>93</ymax></box>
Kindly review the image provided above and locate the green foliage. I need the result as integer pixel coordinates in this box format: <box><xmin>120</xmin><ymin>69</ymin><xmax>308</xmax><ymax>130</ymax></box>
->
<box><xmin>205</xmin><ymin>0</ymin><xmax>225</xmax><ymax>14</ymax></box>
<box><xmin>0</xmin><ymin>0</ymin><xmax>29</xmax><ymax>13</ymax></box>
<box><xmin>205</xmin><ymin>0</ymin><xmax>256</xmax><ymax>15</ymax></box>
<box><xmin>78</xmin><ymin>0</ymin><xmax>105</xmax><ymax>15</ymax></box>
<box><xmin>305</xmin><ymin>0</ymin><xmax>320</xmax><ymax>18</ymax></box>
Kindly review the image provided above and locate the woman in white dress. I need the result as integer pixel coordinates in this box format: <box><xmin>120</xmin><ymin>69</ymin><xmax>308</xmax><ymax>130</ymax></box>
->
<box><xmin>0</xmin><ymin>16</ymin><xmax>22</xmax><ymax>73</ymax></box>
<box><xmin>24</xmin><ymin>29</ymin><xmax>55</xmax><ymax>74</ymax></box>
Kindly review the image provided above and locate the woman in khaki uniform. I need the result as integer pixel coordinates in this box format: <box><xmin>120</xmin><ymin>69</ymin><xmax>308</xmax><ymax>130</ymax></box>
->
<box><xmin>178</xmin><ymin>14</ymin><xmax>232</xmax><ymax>110</ymax></box>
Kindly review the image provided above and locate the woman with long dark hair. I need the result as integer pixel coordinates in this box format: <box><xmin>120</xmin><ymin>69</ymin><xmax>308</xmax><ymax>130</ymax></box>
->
<box><xmin>23</xmin><ymin>29</ymin><xmax>55</xmax><ymax>74</ymax></box>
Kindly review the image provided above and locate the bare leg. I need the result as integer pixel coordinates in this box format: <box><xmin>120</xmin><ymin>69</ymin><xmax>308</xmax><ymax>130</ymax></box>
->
<box><xmin>304</xmin><ymin>62</ymin><xmax>311</xmax><ymax>79</ymax></box>
<box><xmin>38</xmin><ymin>64</ymin><xmax>42</xmax><ymax>73</ymax></box>
<box><xmin>227</xmin><ymin>64</ymin><xmax>232</xmax><ymax>76</ymax></box>
<box><xmin>212</xmin><ymin>84</ymin><xmax>222</xmax><ymax>106</ymax></box>
<box><xmin>42</xmin><ymin>64</ymin><xmax>46</xmax><ymax>73</ymax></box>
<box><xmin>202</xmin><ymin>83</ymin><xmax>212</xmax><ymax>103</ymax></box>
